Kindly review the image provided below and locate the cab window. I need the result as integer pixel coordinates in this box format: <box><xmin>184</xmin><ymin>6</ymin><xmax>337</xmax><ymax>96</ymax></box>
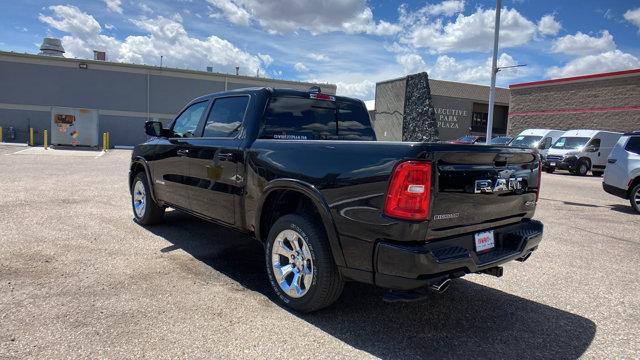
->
<box><xmin>260</xmin><ymin>96</ymin><xmax>375</xmax><ymax>141</ymax></box>
<box><xmin>202</xmin><ymin>96</ymin><xmax>249</xmax><ymax>138</ymax></box>
<box><xmin>172</xmin><ymin>101</ymin><xmax>208</xmax><ymax>138</ymax></box>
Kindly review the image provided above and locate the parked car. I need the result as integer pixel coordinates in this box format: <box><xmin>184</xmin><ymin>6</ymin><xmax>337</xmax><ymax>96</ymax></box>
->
<box><xmin>509</xmin><ymin>129</ymin><xmax>565</xmax><ymax>159</ymax></box>
<box><xmin>451</xmin><ymin>135</ymin><xmax>486</xmax><ymax>144</ymax></box>
<box><xmin>603</xmin><ymin>131</ymin><xmax>640</xmax><ymax>213</ymax></box>
<box><xmin>490</xmin><ymin>136</ymin><xmax>513</xmax><ymax>145</ymax></box>
<box><xmin>544</xmin><ymin>129</ymin><xmax>622</xmax><ymax>176</ymax></box>
<box><xmin>129</xmin><ymin>87</ymin><xmax>543</xmax><ymax>312</ymax></box>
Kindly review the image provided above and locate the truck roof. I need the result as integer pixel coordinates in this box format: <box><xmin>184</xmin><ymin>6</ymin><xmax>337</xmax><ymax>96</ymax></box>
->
<box><xmin>191</xmin><ymin>87</ymin><xmax>362</xmax><ymax>105</ymax></box>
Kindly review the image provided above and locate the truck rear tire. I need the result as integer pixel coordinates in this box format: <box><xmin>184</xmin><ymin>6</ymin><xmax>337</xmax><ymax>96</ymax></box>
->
<box><xmin>131</xmin><ymin>172</ymin><xmax>165</xmax><ymax>225</ymax></box>
<box><xmin>545</xmin><ymin>167</ymin><xmax>555</xmax><ymax>174</ymax></box>
<box><xmin>265</xmin><ymin>214</ymin><xmax>344</xmax><ymax>312</ymax></box>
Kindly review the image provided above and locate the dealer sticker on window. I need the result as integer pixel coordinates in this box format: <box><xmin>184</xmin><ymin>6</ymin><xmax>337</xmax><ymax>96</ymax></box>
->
<box><xmin>475</xmin><ymin>230</ymin><xmax>495</xmax><ymax>253</ymax></box>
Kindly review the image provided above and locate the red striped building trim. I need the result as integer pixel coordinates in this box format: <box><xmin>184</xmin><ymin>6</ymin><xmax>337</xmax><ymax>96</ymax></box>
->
<box><xmin>509</xmin><ymin>105</ymin><xmax>640</xmax><ymax>117</ymax></box>
<box><xmin>510</xmin><ymin>68</ymin><xmax>640</xmax><ymax>88</ymax></box>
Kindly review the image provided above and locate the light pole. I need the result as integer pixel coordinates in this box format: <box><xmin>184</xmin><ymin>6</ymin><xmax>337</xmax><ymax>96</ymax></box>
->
<box><xmin>486</xmin><ymin>0</ymin><xmax>501</xmax><ymax>144</ymax></box>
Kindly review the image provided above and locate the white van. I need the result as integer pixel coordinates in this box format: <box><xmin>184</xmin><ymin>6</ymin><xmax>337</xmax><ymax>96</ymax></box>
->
<box><xmin>509</xmin><ymin>129</ymin><xmax>565</xmax><ymax>157</ymax></box>
<box><xmin>544</xmin><ymin>129</ymin><xmax>623</xmax><ymax>176</ymax></box>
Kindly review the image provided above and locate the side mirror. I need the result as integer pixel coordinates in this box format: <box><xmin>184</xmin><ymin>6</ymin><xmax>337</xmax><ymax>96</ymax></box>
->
<box><xmin>145</xmin><ymin>121</ymin><xmax>164</xmax><ymax>137</ymax></box>
<box><xmin>585</xmin><ymin>145</ymin><xmax>598</xmax><ymax>152</ymax></box>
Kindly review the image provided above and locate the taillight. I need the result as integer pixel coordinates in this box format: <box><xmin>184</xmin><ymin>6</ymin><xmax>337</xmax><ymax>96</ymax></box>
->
<box><xmin>536</xmin><ymin>158</ymin><xmax>542</xmax><ymax>201</ymax></box>
<box><xmin>384</xmin><ymin>161</ymin><xmax>432</xmax><ymax>221</ymax></box>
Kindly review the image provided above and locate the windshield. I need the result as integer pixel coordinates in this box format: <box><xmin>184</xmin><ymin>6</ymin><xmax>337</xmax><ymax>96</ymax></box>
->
<box><xmin>509</xmin><ymin>135</ymin><xmax>542</xmax><ymax>148</ymax></box>
<box><xmin>552</xmin><ymin>137</ymin><xmax>590</xmax><ymax>149</ymax></box>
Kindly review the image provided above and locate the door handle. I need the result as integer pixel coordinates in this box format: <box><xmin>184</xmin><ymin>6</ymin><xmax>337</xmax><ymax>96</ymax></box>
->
<box><xmin>176</xmin><ymin>149</ymin><xmax>190</xmax><ymax>156</ymax></box>
<box><xmin>216</xmin><ymin>152</ymin><xmax>234</xmax><ymax>161</ymax></box>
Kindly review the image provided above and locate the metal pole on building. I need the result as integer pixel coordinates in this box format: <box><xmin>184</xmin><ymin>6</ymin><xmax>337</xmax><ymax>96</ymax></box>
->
<box><xmin>486</xmin><ymin>0</ymin><xmax>501</xmax><ymax>144</ymax></box>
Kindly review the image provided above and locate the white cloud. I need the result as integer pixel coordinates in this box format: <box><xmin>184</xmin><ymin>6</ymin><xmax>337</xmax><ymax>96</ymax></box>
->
<box><xmin>104</xmin><ymin>0</ymin><xmax>123</xmax><ymax>14</ymax></box>
<box><xmin>405</xmin><ymin>7</ymin><xmax>536</xmax><ymax>53</ymax></box>
<box><xmin>546</xmin><ymin>50</ymin><xmax>640</xmax><ymax>78</ymax></box>
<box><xmin>424</xmin><ymin>0</ymin><xmax>465</xmax><ymax>17</ymax></box>
<box><xmin>206</xmin><ymin>0</ymin><xmax>400</xmax><ymax>35</ymax></box>
<box><xmin>39</xmin><ymin>5</ymin><xmax>102</xmax><ymax>37</ymax></box>
<box><xmin>207</xmin><ymin>0</ymin><xmax>251</xmax><ymax>26</ymax></box>
<box><xmin>258</xmin><ymin>53</ymin><xmax>273</xmax><ymax>66</ymax></box>
<box><xmin>624</xmin><ymin>8</ymin><xmax>640</xmax><ymax>31</ymax></box>
<box><xmin>294</xmin><ymin>62</ymin><xmax>308</xmax><ymax>72</ymax></box>
<box><xmin>139</xmin><ymin>3</ymin><xmax>153</xmax><ymax>13</ymax></box>
<box><xmin>38</xmin><ymin>5</ymin><xmax>263</xmax><ymax>75</ymax></box>
<box><xmin>396</xmin><ymin>53</ymin><xmax>427</xmax><ymax>74</ymax></box>
<box><xmin>551</xmin><ymin>30</ymin><xmax>616</xmax><ymax>56</ymax></box>
<box><xmin>430</xmin><ymin>52</ymin><xmax>528</xmax><ymax>83</ymax></box>
<box><xmin>308</xmin><ymin>52</ymin><xmax>329</xmax><ymax>61</ymax></box>
<box><xmin>334</xmin><ymin>79</ymin><xmax>375</xmax><ymax>99</ymax></box>
<box><xmin>537</xmin><ymin>14</ymin><xmax>561</xmax><ymax>36</ymax></box>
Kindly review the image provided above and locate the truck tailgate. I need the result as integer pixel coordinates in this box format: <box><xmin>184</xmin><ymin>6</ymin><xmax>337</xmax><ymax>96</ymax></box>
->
<box><xmin>424</xmin><ymin>145</ymin><xmax>540</xmax><ymax>239</ymax></box>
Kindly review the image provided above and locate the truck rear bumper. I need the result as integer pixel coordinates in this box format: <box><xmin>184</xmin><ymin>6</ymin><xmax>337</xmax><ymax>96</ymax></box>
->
<box><xmin>374</xmin><ymin>220</ymin><xmax>543</xmax><ymax>290</ymax></box>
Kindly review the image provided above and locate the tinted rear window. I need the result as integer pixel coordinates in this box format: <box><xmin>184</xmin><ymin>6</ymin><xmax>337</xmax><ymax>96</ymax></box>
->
<box><xmin>260</xmin><ymin>96</ymin><xmax>375</xmax><ymax>141</ymax></box>
<box><xmin>626</xmin><ymin>136</ymin><xmax>640</xmax><ymax>155</ymax></box>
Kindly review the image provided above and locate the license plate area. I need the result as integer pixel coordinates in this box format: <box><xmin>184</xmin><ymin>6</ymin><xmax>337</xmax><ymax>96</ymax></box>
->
<box><xmin>474</xmin><ymin>230</ymin><xmax>495</xmax><ymax>253</ymax></box>
<box><xmin>549</xmin><ymin>161</ymin><xmax>556</xmax><ymax>166</ymax></box>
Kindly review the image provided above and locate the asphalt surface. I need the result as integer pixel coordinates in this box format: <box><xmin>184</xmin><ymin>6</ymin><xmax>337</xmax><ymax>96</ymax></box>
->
<box><xmin>0</xmin><ymin>145</ymin><xmax>638</xmax><ymax>359</ymax></box>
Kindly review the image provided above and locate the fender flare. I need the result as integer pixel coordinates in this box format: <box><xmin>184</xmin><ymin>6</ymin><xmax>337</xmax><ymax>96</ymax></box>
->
<box><xmin>129</xmin><ymin>157</ymin><xmax>160</xmax><ymax>204</ymax></box>
<box><xmin>255</xmin><ymin>179</ymin><xmax>346</xmax><ymax>268</ymax></box>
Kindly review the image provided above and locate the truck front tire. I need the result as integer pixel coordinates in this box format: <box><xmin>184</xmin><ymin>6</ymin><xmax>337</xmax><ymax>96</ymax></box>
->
<box><xmin>265</xmin><ymin>214</ymin><xmax>344</xmax><ymax>312</ymax></box>
<box><xmin>131</xmin><ymin>172</ymin><xmax>165</xmax><ymax>225</ymax></box>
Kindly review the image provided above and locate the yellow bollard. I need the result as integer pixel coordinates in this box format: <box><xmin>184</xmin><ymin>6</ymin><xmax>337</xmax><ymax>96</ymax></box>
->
<box><xmin>44</xmin><ymin>130</ymin><xmax>48</xmax><ymax>150</ymax></box>
<box><xmin>29</xmin><ymin>128</ymin><xmax>34</xmax><ymax>146</ymax></box>
<box><xmin>102</xmin><ymin>132</ymin><xmax>107</xmax><ymax>151</ymax></box>
<box><xmin>0</xmin><ymin>126</ymin><xmax>3</xmax><ymax>143</ymax></box>
<box><xmin>106</xmin><ymin>132</ymin><xmax>110</xmax><ymax>151</ymax></box>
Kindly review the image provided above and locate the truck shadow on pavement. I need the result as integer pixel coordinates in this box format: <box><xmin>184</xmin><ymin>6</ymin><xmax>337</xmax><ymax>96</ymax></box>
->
<box><xmin>147</xmin><ymin>211</ymin><xmax>596</xmax><ymax>360</ymax></box>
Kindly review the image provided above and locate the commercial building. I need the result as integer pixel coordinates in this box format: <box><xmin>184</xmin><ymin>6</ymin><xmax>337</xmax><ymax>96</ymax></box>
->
<box><xmin>508</xmin><ymin>69</ymin><xmax>640</xmax><ymax>136</ymax></box>
<box><xmin>0</xmin><ymin>50</ymin><xmax>335</xmax><ymax>146</ymax></box>
<box><xmin>372</xmin><ymin>75</ymin><xmax>509</xmax><ymax>141</ymax></box>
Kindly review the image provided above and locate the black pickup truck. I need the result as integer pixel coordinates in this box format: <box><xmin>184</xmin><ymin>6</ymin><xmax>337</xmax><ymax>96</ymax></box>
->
<box><xmin>129</xmin><ymin>87</ymin><xmax>543</xmax><ymax>312</ymax></box>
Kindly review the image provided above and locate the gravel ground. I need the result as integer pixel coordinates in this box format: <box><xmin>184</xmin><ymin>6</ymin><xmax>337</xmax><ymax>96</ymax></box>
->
<box><xmin>0</xmin><ymin>145</ymin><xmax>638</xmax><ymax>359</ymax></box>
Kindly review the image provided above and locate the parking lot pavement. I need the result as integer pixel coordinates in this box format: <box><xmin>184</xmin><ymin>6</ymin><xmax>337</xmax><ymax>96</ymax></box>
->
<box><xmin>0</xmin><ymin>145</ymin><xmax>638</xmax><ymax>359</ymax></box>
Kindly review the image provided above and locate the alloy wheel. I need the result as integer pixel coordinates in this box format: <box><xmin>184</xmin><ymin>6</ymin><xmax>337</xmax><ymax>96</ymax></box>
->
<box><xmin>271</xmin><ymin>229</ymin><xmax>314</xmax><ymax>298</ymax></box>
<box><xmin>133</xmin><ymin>180</ymin><xmax>146</xmax><ymax>218</ymax></box>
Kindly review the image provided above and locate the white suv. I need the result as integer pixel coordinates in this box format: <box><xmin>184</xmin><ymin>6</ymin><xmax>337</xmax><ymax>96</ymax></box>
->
<box><xmin>603</xmin><ymin>131</ymin><xmax>640</xmax><ymax>213</ymax></box>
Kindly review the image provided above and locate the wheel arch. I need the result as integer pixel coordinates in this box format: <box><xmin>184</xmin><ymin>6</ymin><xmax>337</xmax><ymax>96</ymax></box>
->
<box><xmin>129</xmin><ymin>157</ymin><xmax>159</xmax><ymax>203</ymax></box>
<box><xmin>255</xmin><ymin>179</ymin><xmax>346</xmax><ymax>267</ymax></box>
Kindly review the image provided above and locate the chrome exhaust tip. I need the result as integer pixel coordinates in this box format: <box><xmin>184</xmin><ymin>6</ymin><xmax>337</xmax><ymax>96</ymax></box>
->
<box><xmin>430</xmin><ymin>278</ymin><xmax>451</xmax><ymax>293</ymax></box>
<box><xmin>517</xmin><ymin>252</ymin><xmax>532</xmax><ymax>262</ymax></box>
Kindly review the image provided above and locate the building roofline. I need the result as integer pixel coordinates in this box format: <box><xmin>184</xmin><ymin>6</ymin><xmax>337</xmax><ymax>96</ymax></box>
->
<box><xmin>0</xmin><ymin>50</ymin><xmax>336</xmax><ymax>90</ymax></box>
<box><xmin>376</xmin><ymin>75</ymin><xmax>509</xmax><ymax>90</ymax></box>
<box><xmin>509</xmin><ymin>68</ymin><xmax>640</xmax><ymax>89</ymax></box>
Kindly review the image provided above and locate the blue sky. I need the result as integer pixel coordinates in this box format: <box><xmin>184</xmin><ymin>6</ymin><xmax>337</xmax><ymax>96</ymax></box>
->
<box><xmin>1</xmin><ymin>0</ymin><xmax>639</xmax><ymax>100</ymax></box>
